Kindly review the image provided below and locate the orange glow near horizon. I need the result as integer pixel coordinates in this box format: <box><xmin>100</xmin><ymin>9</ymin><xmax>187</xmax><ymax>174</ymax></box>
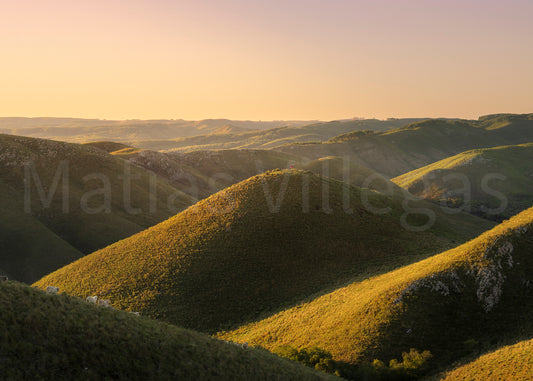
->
<box><xmin>2</xmin><ymin>0</ymin><xmax>532</xmax><ymax>121</ymax></box>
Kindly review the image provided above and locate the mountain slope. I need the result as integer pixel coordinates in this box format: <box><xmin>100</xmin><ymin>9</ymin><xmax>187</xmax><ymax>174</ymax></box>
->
<box><xmin>392</xmin><ymin>143</ymin><xmax>533</xmax><ymax>221</ymax></box>
<box><xmin>35</xmin><ymin>170</ymin><xmax>493</xmax><ymax>333</ymax></box>
<box><xmin>277</xmin><ymin>115</ymin><xmax>533</xmax><ymax>177</ymax></box>
<box><xmin>220</xmin><ymin>206</ymin><xmax>533</xmax><ymax>373</ymax></box>
<box><xmin>0</xmin><ymin>134</ymin><xmax>195</xmax><ymax>283</ymax></box>
<box><xmin>434</xmin><ymin>337</ymin><xmax>533</xmax><ymax>381</ymax></box>
<box><xmin>0</xmin><ymin>281</ymin><xmax>335</xmax><ymax>381</ymax></box>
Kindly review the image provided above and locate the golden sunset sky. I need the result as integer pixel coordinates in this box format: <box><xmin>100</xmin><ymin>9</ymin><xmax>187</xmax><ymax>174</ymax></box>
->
<box><xmin>2</xmin><ymin>0</ymin><xmax>532</xmax><ymax>120</ymax></box>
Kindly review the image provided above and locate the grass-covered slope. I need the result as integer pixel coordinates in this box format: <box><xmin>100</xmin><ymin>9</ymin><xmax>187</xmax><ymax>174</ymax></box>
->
<box><xmin>35</xmin><ymin>170</ymin><xmax>493</xmax><ymax>333</ymax></box>
<box><xmin>0</xmin><ymin>134</ymin><xmax>195</xmax><ymax>283</ymax></box>
<box><xmin>434</xmin><ymin>337</ymin><xmax>533</xmax><ymax>381</ymax></box>
<box><xmin>392</xmin><ymin>143</ymin><xmax>533</xmax><ymax>221</ymax></box>
<box><xmin>0</xmin><ymin>282</ymin><xmax>335</xmax><ymax>381</ymax></box>
<box><xmin>278</xmin><ymin>115</ymin><xmax>533</xmax><ymax>178</ymax></box>
<box><xmin>220</xmin><ymin>207</ymin><xmax>533</xmax><ymax>372</ymax></box>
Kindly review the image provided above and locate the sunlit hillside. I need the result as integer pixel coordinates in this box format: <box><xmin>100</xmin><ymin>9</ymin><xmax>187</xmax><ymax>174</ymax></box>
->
<box><xmin>34</xmin><ymin>170</ymin><xmax>493</xmax><ymax>333</ymax></box>
<box><xmin>220</xmin><ymin>207</ymin><xmax>533</xmax><ymax>375</ymax></box>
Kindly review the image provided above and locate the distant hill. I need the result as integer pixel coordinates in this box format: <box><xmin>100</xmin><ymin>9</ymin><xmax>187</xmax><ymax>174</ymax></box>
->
<box><xmin>0</xmin><ymin>281</ymin><xmax>334</xmax><ymax>380</ymax></box>
<box><xmin>0</xmin><ymin>134</ymin><xmax>195</xmax><ymax>283</ymax></box>
<box><xmin>0</xmin><ymin>117</ymin><xmax>318</xmax><ymax>143</ymax></box>
<box><xmin>124</xmin><ymin>118</ymin><xmax>424</xmax><ymax>152</ymax></box>
<box><xmin>35</xmin><ymin>170</ymin><xmax>493</xmax><ymax>333</ymax></box>
<box><xmin>392</xmin><ymin>143</ymin><xmax>533</xmax><ymax>221</ymax></box>
<box><xmin>220</xmin><ymin>206</ymin><xmax>533</xmax><ymax>373</ymax></box>
<box><xmin>434</xmin><ymin>337</ymin><xmax>533</xmax><ymax>381</ymax></box>
<box><xmin>277</xmin><ymin>114</ymin><xmax>533</xmax><ymax>178</ymax></box>
<box><xmin>209</xmin><ymin>124</ymin><xmax>253</xmax><ymax>135</ymax></box>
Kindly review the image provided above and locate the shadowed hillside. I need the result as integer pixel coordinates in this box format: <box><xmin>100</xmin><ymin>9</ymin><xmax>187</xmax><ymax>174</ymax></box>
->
<box><xmin>107</xmin><ymin>148</ymin><xmax>301</xmax><ymax>199</ymax></box>
<box><xmin>220</xmin><ymin>206</ymin><xmax>533</xmax><ymax>375</ymax></box>
<box><xmin>277</xmin><ymin>114</ymin><xmax>533</xmax><ymax>177</ymax></box>
<box><xmin>0</xmin><ymin>281</ymin><xmax>335</xmax><ymax>381</ymax></box>
<box><xmin>0</xmin><ymin>134</ymin><xmax>196</xmax><ymax>283</ymax></box>
<box><xmin>392</xmin><ymin>143</ymin><xmax>533</xmax><ymax>221</ymax></box>
<box><xmin>35</xmin><ymin>170</ymin><xmax>493</xmax><ymax>333</ymax></box>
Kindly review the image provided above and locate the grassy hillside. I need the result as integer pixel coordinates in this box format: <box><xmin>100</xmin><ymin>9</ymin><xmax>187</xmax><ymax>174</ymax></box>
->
<box><xmin>433</xmin><ymin>337</ymin><xmax>533</xmax><ymax>381</ymax></box>
<box><xmin>0</xmin><ymin>281</ymin><xmax>335</xmax><ymax>380</ymax></box>
<box><xmin>0</xmin><ymin>134</ymin><xmax>195</xmax><ymax>283</ymax></box>
<box><xmin>277</xmin><ymin>114</ymin><xmax>533</xmax><ymax>177</ymax></box>
<box><xmin>220</xmin><ymin>206</ymin><xmax>533</xmax><ymax>375</ymax></box>
<box><xmin>392</xmin><ymin>143</ymin><xmax>533</xmax><ymax>221</ymax></box>
<box><xmin>35</xmin><ymin>170</ymin><xmax>493</xmax><ymax>333</ymax></box>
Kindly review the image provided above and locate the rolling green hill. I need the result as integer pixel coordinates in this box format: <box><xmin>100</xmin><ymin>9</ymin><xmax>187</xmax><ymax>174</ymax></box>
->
<box><xmin>219</xmin><ymin>206</ymin><xmax>533</xmax><ymax>375</ymax></box>
<box><xmin>392</xmin><ymin>143</ymin><xmax>533</xmax><ymax>221</ymax></box>
<box><xmin>433</xmin><ymin>337</ymin><xmax>533</xmax><ymax>381</ymax></box>
<box><xmin>277</xmin><ymin>114</ymin><xmax>533</xmax><ymax>178</ymax></box>
<box><xmin>0</xmin><ymin>281</ymin><xmax>335</xmax><ymax>381</ymax></box>
<box><xmin>35</xmin><ymin>170</ymin><xmax>493</xmax><ymax>333</ymax></box>
<box><xmin>0</xmin><ymin>134</ymin><xmax>195</xmax><ymax>283</ymax></box>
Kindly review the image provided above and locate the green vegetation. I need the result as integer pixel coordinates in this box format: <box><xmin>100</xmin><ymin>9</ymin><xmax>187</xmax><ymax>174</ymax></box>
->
<box><xmin>0</xmin><ymin>281</ymin><xmax>336</xmax><ymax>380</ymax></box>
<box><xmin>273</xmin><ymin>346</ymin><xmax>432</xmax><ymax>380</ymax></box>
<box><xmin>392</xmin><ymin>143</ymin><xmax>533</xmax><ymax>221</ymax></box>
<box><xmin>434</xmin><ymin>338</ymin><xmax>533</xmax><ymax>380</ymax></box>
<box><xmin>0</xmin><ymin>134</ymin><xmax>195</xmax><ymax>283</ymax></box>
<box><xmin>220</xmin><ymin>207</ymin><xmax>533</xmax><ymax>375</ymax></box>
<box><xmin>273</xmin><ymin>346</ymin><xmax>336</xmax><ymax>373</ymax></box>
<box><xmin>34</xmin><ymin>170</ymin><xmax>492</xmax><ymax>333</ymax></box>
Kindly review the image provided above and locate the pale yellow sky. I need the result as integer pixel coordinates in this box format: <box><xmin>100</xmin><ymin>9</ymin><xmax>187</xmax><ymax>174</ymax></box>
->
<box><xmin>1</xmin><ymin>0</ymin><xmax>532</xmax><ymax>121</ymax></box>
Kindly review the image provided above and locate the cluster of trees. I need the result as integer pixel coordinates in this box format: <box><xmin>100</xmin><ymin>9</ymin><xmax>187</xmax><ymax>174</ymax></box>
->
<box><xmin>273</xmin><ymin>346</ymin><xmax>432</xmax><ymax>380</ymax></box>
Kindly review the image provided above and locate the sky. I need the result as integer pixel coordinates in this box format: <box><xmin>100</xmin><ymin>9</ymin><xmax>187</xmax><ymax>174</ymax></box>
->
<box><xmin>1</xmin><ymin>0</ymin><xmax>532</xmax><ymax>121</ymax></box>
